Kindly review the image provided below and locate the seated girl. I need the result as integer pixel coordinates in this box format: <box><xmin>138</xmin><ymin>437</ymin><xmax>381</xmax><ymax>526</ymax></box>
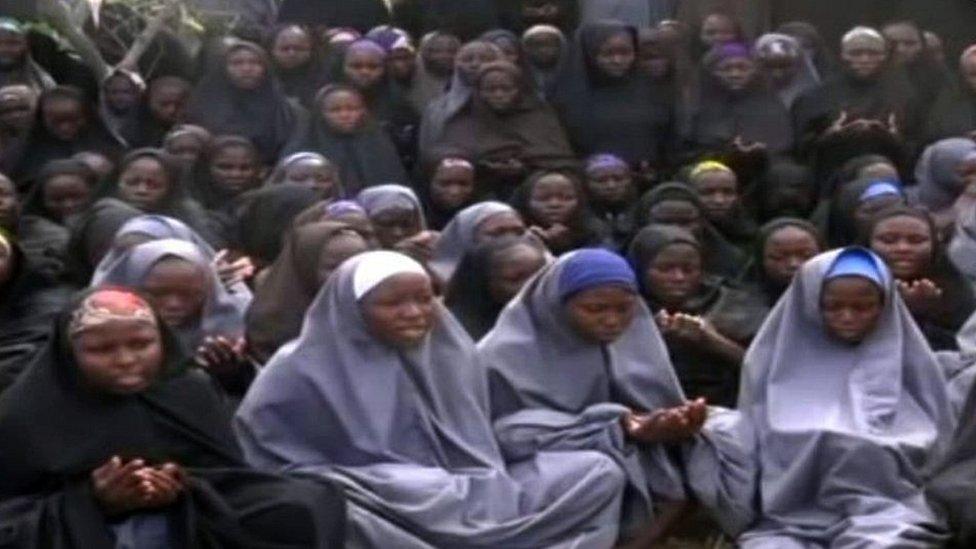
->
<box><xmin>0</xmin><ymin>288</ymin><xmax>345</xmax><ymax>547</ymax></box>
<box><xmin>357</xmin><ymin>184</ymin><xmax>438</xmax><ymax>263</ymax></box>
<box><xmin>865</xmin><ymin>206</ymin><xmax>976</xmax><ymax>351</ymax></box>
<box><xmin>480</xmin><ymin>248</ymin><xmax>755</xmax><ymax>544</ymax></box>
<box><xmin>629</xmin><ymin>224</ymin><xmax>765</xmax><ymax>408</ymax></box>
<box><xmin>737</xmin><ymin>247</ymin><xmax>952</xmax><ymax>547</ymax></box>
<box><xmin>738</xmin><ymin>218</ymin><xmax>823</xmax><ymax>307</ymax></box>
<box><xmin>234</xmin><ymin>251</ymin><xmax>627</xmax><ymax>547</ymax></box>
<box><xmin>510</xmin><ymin>170</ymin><xmax>611</xmax><ymax>255</ymax></box>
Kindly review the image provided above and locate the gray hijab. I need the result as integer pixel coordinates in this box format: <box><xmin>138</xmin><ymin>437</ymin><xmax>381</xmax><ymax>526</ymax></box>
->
<box><xmin>357</xmin><ymin>184</ymin><xmax>428</xmax><ymax>229</ymax></box>
<box><xmin>90</xmin><ymin>238</ymin><xmax>249</xmax><ymax>350</ymax></box>
<box><xmin>913</xmin><ymin>138</ymin><xmax>976</xmax><ymax>212</ymax></box>
<box><xmin>92</xmin><ymin>214</ymin><xmax>252</xmax><ymax>305</ymax></box>
<box><xmin>480</xmin><ymin>250</ymin><xmax>686</xmax><ymax>417</ymax></box>
<box><xmin>755</xmin><ymin>32</ymin><xmax>821</xmax><ymax>109</ymax></box>
<box><xmin>429</xmin><ymin>201</ymin><xmax>517</xmax><ymax>283</ymax></box>
<box><xmin>234</xmin><ymin>251</ymin><xmax>626</xmax><ymax>547</ymax></box>
<box><xmin>737</xmin><ymin>248</ymin><xmax>953</xmax><ymax>546</ymax></box>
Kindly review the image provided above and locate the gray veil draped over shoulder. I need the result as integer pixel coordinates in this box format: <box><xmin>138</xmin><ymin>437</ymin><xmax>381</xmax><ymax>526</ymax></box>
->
<box><xmin>737</xmin><ymin>248</ymin><xmax>953</xmax><ymax>547</ymax></box>
<box><xmin>478</xmin><ymin>251</ymin><xmax>756</xmax><ymax>537</ymax></box>
<box><xmin>233</xmin><ymin>251</ymin><xmax>626</xmax><ymax>548</ymax></box>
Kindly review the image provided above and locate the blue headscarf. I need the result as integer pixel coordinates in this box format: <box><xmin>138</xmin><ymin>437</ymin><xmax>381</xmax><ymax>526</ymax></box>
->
<box><xmin>824</xmin><ymin>247</ymin><xmax>887</xmax><ymax>289</ymax></box>
<box><xmin>557</xmin><ymin>248</ymin><xmax>637</xmax><ymax>302</ymax></box>
<box><xmin>858</xmin><ymin>180</ymin><xmax>903</xmax><ymax>202</ymax></box>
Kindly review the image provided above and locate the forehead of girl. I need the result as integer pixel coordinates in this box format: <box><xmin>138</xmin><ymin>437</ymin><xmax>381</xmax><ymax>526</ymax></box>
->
<box><xmin>323</xmin><ymin>88</ymin><xmax>364</xmax><ymax>106</ymax></box>
<box><xmin>533</xmin><ymin>173</ymin><xmax>576</xmax><ymax>191</ymax></box>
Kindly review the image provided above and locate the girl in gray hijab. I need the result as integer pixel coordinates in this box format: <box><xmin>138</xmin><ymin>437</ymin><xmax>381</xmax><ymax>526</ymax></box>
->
<box><xmin>234</xmin><ymin>250</ymin><xmax>628</xmax><ymax>547</ymax></box>
<box><xmin>737</xmin><ymin>247</ymin><xmax>953</xmax><ymax>547</ymax></box>
<box><xmin>428</xmin><ymin>200</ymin><xmax>524</xmax><ymax>283</ymax></box>
<box><xmin>479</xmin><ymin>248</ymin><xmax>756</xmax><ymax>542</ymax></box>
<box><xmin>90</xmin><ymin>238</ymin><xmax>249</xmax><ymax>353</ymax></box>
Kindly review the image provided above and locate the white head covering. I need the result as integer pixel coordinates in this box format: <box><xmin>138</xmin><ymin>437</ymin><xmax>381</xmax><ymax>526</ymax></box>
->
<box><xmin>352</xmin><ymin>250</ymin><xmax>427</xmax><ymax>300</ymax></box>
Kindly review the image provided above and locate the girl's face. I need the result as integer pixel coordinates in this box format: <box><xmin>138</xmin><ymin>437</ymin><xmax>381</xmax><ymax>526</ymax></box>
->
<box><xmin>456</xmin><ymin>43</ymin><xmax>500</xmax><ymax>85</ymax></box>
<box><xmin>148</xmin><ymin>82</ymin><xmax>188</xmax><ymax>125</ymax></box>
<box><xmin>143</xmin><ymin>257</ymin><xmax>208</xmax><ymax>329</ymax></box>
<box><xmin>422</xmin><ymin>36</ymin><xmax>459</xmax><ymax>77</ymax></box>
<box><xmin>165</xmin><ymin>135</ymin><xmax>204</xmax><ymax>167</ymax></box>
<box><xmin>316</xmin><ymin>232</ymin><xmax>369</xmax><ymax>285</ymax></box>
<box><xmin>0</xmin><ymin>29</ymin><xmax>28</xmax><ymax>68</ymax></box>
<box><xmin>0</xmin><ymin>90</ymin><xmax>34</xmax><ymax>131</ymax></box>
<box><xmin>882</xmin><ymin>23</ymin><xmax>923</xmax><ymax>66</ymax></box>
<box><xmin>595</xmin><ymin>32</ymin><xmax>636</xmax><ymax>78</ymax></box>
<box><xmin>648</xmin><ymin>199</ymin><xmax>703</xmax><ymax>235</ymax></box>
<box><xmin>344</xmin><ymin>48</ymin><xmax>386</xmax><ymax>90</ymax></box>
<box><xmin>487</xmin><ymin>243</ymin><xmax>546</xmax><ymax>304</ymax></box>
<box><xmin>759</xmin><ymin>53</ymin><xmax>798</xmax><ymax>87</ymax></box>
<box><xmin>700</xmin><ymin>14</ymin><xmax>738</xmax><ymax>46</ymax></box>
<box><xmin>478</xmin><ymin>69</ymin><xmax>520</xmax><ymax>113</ymax></box>
<box><xmin>42</xmin><ymin>98</ymin><xmax>86</xmax><ymax>142</ymax></box>
<box><xmin>371</xmin><ymin>208</ymin><xmax>421</xmax><ymax>248</ymax></box>
<box><xmin>430</xmin><ymin>163</ymin><xmax>475</xmax><ymax>210</ymax></box>
<box><xmin>528</xmin><ymin>173</ymin><xmax>579</xmax><ymax>226</ymax></box>
<box><xmin>73</xmin><ymin>318</ymin><xmax>164</xmax><ymax>395</ymax></box>
<box><xmin>210</xmin><ymin>145</ymin><xmax>261</xmax><ymax>196</ymax></box>
<box><xmin>43</xmin><ymin>174</ymin><xmax>92</xmax><ymax>222</ymax></box>
<box><xmin>524</xmin><ymin>33</ymin><xmax>562</xmax><ymax>68</ymax></box>
<box><xmin>388</xmin><ymin>48</ymin><xmax>416</xmax><ymax>81</ymax></box>
<box><xmin>475</xmin><ymin>212</ymin><xmax>525</xmax><ymax>243</ymax></box>
<box><xmin>841</xmin><ymin>41</ymin><xmax>887</xmax><ymax>80</ymax></box>
<box><xmin>321</xmin><ymin>90</ymin><xmax>367</xmax><ymax>133</ymax></box>
<box><xmin>118</xmin><ymin>157</ymin><xmax>170</xmax><ymax>210</ymax></box>
<box><xmin>713</xmin><ymin>56</ymin><xmax>757</xmax><ymax>92</ymax></box>
<box><xmin>105</xmin><ymin>75</ymin><xmax>142</xmax><ymax>113</ymax></box>
<box><xmin>586</xmin><ymin>165</ymin><xmax>633</xmax><ymax>205</ymax></box>
<box><xmin>692</xmin><ymin>170</ymin><xmax>739</xmax><ymax>223</ymax></box>
<box><xmin>272</xmin><ymin>26</ymin><xmax>314</xmax><ymax>70</ymax></box>
<box><xmin>644</xmin><ymin>243</ymin><xmax>702</xmax><ymax>307</ymax></box>
<box><xmin>821</xmin><ymin>277</ymin><xmax>883</xmax><ymax>345</ymax></box>
<box><xmin>565</xmin><ymin>285</ymin><xmax>638</xmax><ymax>344</ymax></box>
<box><xmin>870</xmin><ymin>215</ymin><xmax>932</xmax><ymax>280</ymax></box>
<box><xmin>762</xmin><ymin>226</ymin><xmax>820</xmax><ymax>287</ymax></box>
<box><xmin>283</xmin><ymin>159</ymin><xmax>340</xmax><ymax>198</ymax></box>
<box><xmin>361</xmin><ymin>273</ymin><xmax>436</xmax><ymax>348</ymax></box>
<box><xmin>226</xmin><ymin>48</ymin><xmax>268</xmax><ymax>90</ymax></box>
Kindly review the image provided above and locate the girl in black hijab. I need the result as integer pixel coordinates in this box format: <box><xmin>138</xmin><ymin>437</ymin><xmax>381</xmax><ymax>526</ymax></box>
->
<box><xmin>13</xmin><ymin>86</ymin><xmax>121</xmax><ymax>185</ymax></box>
<box><xmin>118</xmin><ymin>76</ymin><xmax>192</xmax><ymax>149</ymax></box>
<box><xmin>0</xmin><ymin>229</ymin><xmax>71</xmax><ymax>393</ymax></box>
<box><xmin>96</xmin><ymin>148</ymin><xmax>222</xmax><ymax>247</ymax></box>
<box><xmin>635</xmin><ymin>182</ymin><xmax>748</xmax><ymax>279</ymax></box>
<box><xmin>925</xmin><ymin>44</ymin><xmax>976</xmax><ymax>143</ymax></box>
<box><xmin>629</xmin><ymin>223</ymin><xmax>765</xmax><ymax>407</ymax></box>
<box><xmin>268</xmin><ymin>24</ymin><xmax>329</xmax><ymax>107</ymax></box>
<box><xmin>737</xmin><ymin>217</ymin><xmax>823</xmax><ymax>307</ymax></box>
<box><xmin>551</xmin><ymin>21</ymin><xmax>672</xmax><ymax>172</ymax></box>
<box><xmin>509</xmin><ymin>169</ymin><xmax>611</xmax><ymax>255</ymax></box>
<box><xmin>0</xmin><ymin>287</ymin><xmax>346</xmax><ymax>547</ymax></box>
<box><xmin>23</xmin><ymin>158</ymin><xmax>98</xmax><ymax>226</ymax></box>
<box><xmin>684</xmin><ymin>42</ymin><xmax>794</xmax><ymax>158</ymax></box>
<box><xmin>865</xmin><ymin>206</ymin><xmax>976</xmax><ymax>351</ymax></box>
<box><xmin>190</xmin><ymin>136</ymin><xmax>265</xmax><ymax>215</ymax></box>
<box><xmin>444</xmin><ymin>234</ymin><xmax>548</xmax><ymax>340</ymax></box>
<box><xmin>186</xmin><ymin>41</ymin><xmax>306</xmax><ymax>165</ymax></box>
<box><xmin>285</xmin><ymin>84</ymin><xmax>409</xmax><ymax>194</ymax></box>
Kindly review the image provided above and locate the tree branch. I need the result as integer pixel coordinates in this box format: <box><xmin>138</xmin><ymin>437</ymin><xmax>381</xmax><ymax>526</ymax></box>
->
<box><xmin>116</xmin><ymin>1</ymin><xmax>178</xmax><ymax>72</ymax></box>
<box><xmin>36</xmin><ymin>0</ymin><xmax>110</xmax><ymax>81</ymax></box>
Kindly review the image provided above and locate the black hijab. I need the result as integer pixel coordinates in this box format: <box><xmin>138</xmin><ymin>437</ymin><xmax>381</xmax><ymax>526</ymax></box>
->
<box><xmin>13</xmin><ymin>86</ymin><xmax>121</xmax><ymax>185</ymax></box>
<box><xmin>634</xmin><ymin>182</ymin><xmax>747</xmax><ymax>279</ymax></box>
<box><xmin>283</xmin><ymin>84</ymin><xmax>409</xmax><ymax>195</ymax></box>
<box><xmin>0</xmin><ymin>231</ymin><xmax>71</xmax><ymax>393</ymax></box>
<box><xmin>550</xmin><ymin>21</ymin><xmax>672</xmax><ymax>167</ymax></box>
<box><xmin>63</xmin><ymin>197</ymin><xmax>141</xmax><ymax>285</ymax></box>
<box><xmin>22</xmin><ymin>158</ymin><xmax>98</xmax><ymax>225</ymax></box>
<box><xmin>738</xmin><ymin>217</ymin><xmax>822</xmax><ymax>306</ymax></box>
<box><xmin>231</xmin><ymin>183</ymin><xmax>322</xmax><ymax>267</ymax></box>
<box><xmin>185</xmin><ymin>41</ymin><xmax>302</xmax><ymax>164</ymax></box>
<box><xmin>268</xmin><ymin>25</ymin><xmax>330</xmax><ymax>107</ymax></box>
<box><xmin>509</xmin><ymin>170</ymin><xmax>611</xmax><ymax>255</ymax></box>
<box><xmin>97</xmin><ymin>148</ymin><xmax>222</xmax><ymax>247</ymax></box>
